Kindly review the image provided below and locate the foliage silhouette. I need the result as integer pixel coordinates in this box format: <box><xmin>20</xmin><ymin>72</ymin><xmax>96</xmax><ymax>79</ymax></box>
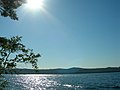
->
<box><xmin>0</xmin><ymin>1</ymin><xmax>40</xmax><ymax>89</ymax></box>
<box><xmin>0</xmin><ymin>0</ymin><xmax>26</xmax><ymax>20</ymax></box>
<box><xmin>0</xmin><ymin>36</ymin><xmax>40</xmax><ymax>74</ymax></box>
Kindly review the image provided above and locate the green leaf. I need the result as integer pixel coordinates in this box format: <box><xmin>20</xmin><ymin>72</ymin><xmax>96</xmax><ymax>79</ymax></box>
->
<box><xmin>18</xmin><ymin>54</ymin><xmax>23</xmax><ymax>57</ymax></box>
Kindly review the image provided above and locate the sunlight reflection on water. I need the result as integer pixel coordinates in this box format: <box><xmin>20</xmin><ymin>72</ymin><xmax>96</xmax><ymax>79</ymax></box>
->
<box><xmin>13</xmin><ymin>74</ymin><xmax>60</xmax><ymax>90</ymax></box>
<box><xmin>5</xmin><ymin>74</ymin><xmax>83</xmax><ymax>90</ymax></box>
<box><xmin>4</xmin><ymin>72</ymin><xmax>120</xmax><ymax>90</ymax></box>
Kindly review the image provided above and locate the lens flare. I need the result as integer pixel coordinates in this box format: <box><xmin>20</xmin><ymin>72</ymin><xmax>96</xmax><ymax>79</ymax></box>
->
<box><xmin>26</xmin><ymin>0</ymin><xmax>44</xmax><ymax>10</ymax></box>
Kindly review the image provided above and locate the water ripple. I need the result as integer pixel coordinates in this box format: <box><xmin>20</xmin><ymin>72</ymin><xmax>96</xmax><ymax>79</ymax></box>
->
<box><xmin>3</xmin><ymin>72</ymin><xmax>120</xmax><ymax>90</ymax></box>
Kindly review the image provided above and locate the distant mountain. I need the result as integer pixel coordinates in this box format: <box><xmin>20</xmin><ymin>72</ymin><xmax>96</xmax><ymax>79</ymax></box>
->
<box><xmin>3</xmin><ymin>67</ymin><xmax>120</xmax><ymax>74</ymax></box>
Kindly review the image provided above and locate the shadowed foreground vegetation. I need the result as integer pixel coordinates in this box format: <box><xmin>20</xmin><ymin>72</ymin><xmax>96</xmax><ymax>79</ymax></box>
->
<box><xmin>0</xmin><ymin>0</ymin><xmax>40</xmax><ymax>89</ymax></box>
<box><xmin>0</xmin><ymin>36</ymin><xmax>40</xmax><ymax>89</ymax></box>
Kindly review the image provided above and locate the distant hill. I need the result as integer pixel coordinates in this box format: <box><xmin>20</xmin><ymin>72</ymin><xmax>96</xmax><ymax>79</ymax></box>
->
<box><xmin>3</xmin><ymin>67</ymin><xmax>120</xmax><ymax>74</ymax></box>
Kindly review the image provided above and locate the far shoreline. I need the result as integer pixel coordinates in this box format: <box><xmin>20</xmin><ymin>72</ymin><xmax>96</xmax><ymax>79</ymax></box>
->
<box><xmin>3</xmin><ymin>67</ymin><xmax>120</xmax><ymax>74</ymax></box>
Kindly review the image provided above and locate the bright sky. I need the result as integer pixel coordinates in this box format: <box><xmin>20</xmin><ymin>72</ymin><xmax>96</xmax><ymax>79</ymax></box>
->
<box><xmin>0</xmin><ymin>0</ymin><xmax>120</xmax><ymax>69</ymax></box>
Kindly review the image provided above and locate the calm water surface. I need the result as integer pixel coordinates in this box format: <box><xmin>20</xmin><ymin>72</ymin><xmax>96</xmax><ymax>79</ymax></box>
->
<box><xmin>3</xmin><ymin>72</ymin><xmax>120</xmax><ymax>90</ymax></box>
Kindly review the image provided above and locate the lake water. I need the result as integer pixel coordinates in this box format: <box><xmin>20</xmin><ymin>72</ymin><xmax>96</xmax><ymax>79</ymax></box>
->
<box><xmin>3</xmin><ymin>72</ymin><xmax>120</xmax><ymax>90</ymax></box>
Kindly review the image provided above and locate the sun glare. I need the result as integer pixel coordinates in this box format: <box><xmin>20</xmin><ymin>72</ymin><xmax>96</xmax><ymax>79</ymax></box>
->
<box><xmin>26</xmin><ymin>0</ymin><xmax>44</xmax><ymax>10</ymax></box>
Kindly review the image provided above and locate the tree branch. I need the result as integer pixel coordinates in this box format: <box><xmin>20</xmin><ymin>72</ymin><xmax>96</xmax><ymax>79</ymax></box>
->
<box><xmin>4</xmin><ymin>51</ymin><xmax>11</xmax><ymax>68</ymax></box>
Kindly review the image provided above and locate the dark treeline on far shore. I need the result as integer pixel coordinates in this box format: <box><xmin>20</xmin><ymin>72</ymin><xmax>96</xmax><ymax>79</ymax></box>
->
<box><xmin>1</xmin><ymin>67</ymin><xmax>120</xmax><ymax>74</ymax></box>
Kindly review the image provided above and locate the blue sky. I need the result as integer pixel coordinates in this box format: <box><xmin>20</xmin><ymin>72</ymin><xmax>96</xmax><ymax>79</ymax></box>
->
<box><xmin>0</xmin><ymin>0</ymin><xmax>120</xmax><ymax>69</ymax></box>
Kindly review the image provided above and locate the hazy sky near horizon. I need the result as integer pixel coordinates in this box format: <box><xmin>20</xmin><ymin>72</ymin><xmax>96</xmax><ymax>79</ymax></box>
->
<box><xmin>0</xmin><ymin>0</ymin><xmax>120</xmax><ymax>69</ymax></box>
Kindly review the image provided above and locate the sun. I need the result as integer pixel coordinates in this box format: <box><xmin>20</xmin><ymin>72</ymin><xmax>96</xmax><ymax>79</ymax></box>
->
<box><xmin>26</xmin><ymin>0</ymin><xmax>44</xmax><ymax>10</ymax></box>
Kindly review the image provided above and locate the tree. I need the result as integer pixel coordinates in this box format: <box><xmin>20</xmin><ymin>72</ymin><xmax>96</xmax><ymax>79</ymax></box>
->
<box><xmin>0</xmin><ymin>1</ymin><xmax>41</xmax><ymax>89</ymax></box>
<box><xmin>0</xmin><ymin>36</ymin><xmax>40</xmax><ymax>74</ymax></box>
<box><xmin>0</xmin><ymin>0</ymin><xmax>26</xmax><ymax>20</ymax></box>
